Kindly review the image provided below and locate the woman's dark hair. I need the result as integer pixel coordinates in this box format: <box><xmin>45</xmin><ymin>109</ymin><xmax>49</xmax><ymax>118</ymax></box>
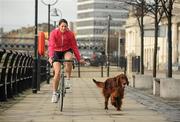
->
<box><xmin>58</xmin><ymin>19</ymin><xmax>68</xmax><ymax>26</ymax></box>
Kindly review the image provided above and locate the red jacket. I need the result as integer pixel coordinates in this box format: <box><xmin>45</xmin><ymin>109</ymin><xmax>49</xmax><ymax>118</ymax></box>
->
<box><xmin>48</xmin><ymin>28</ymin><xmax>81</xmax><ymax>61</ymax></box>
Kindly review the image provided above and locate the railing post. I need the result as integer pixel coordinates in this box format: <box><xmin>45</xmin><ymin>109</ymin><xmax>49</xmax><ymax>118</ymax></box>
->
<box><xmin>13</xmin><ymin>53</ymin><xmax>21</xmax><ymax>95</ymax></box>
<box><xmin>1</xmin><ymin>50</ymin><xmax>12</xmax><ymax>101</ymax></box>
<box><xmin>7</xmin><ymin>51</ymin><xmax>16</xmax><ymax>98</ymax></box>
<box><xmin>0</xmin><ymin>49</ymin><xmax>7</xmax><ymax>101</ymax></box>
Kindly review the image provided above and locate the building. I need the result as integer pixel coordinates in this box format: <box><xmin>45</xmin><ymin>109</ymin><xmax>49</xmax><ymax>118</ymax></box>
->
<box><xmin>125</xmin><ymin>1</ymin><xmax>180</xmax><ymax>73</ymax></box>
<box><xmin>0</xmin><ymin>28</ymin><xmax>3</xmax><ymax>43</ymax></box>
<box><xmin>76</xmin><ymin>0</ymin><xmax>128</xmax><ymax>55</ymax></box>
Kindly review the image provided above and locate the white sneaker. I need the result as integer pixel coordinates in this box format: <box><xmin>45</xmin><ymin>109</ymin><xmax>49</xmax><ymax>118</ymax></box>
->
<box><xmin>65</xmin><ymin>79</ymin><xmax>71</xmax><ymax>89</ymax></box>
<box><xmin>51</xmin><ymin>93</ymin><xmax>59</xmax><ymax>103</ymax></box>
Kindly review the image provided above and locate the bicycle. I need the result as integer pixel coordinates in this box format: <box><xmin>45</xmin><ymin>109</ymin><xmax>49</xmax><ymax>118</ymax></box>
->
<box><xmin>56</xmin><ymin>59</ymin><xmax>73</xmax><ymax>112</ymax></box>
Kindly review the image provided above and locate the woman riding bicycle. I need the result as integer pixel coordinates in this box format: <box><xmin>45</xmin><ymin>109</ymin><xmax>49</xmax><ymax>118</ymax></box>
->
<box><xmin>48</xmin><ymin>19</ymin><xmax>85</xmax><ymax>103</ymax></box>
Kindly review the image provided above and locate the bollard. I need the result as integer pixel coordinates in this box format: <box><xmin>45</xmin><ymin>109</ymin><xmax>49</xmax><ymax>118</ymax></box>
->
<box><xmin>46</xmin><ymin>62</ymin><xmax>50</xmax><ymax>84</ymax></box>
<box><xmin>32</xmin><ymin>57</ymin><xmax>38</xmax><ymax>93</ymax></box>
<box><xmin>153</xmin><ymin>78</ymin><xmax>160</xmax><ymax>96</ymax></box>
<box><xmin>78</xmin><ymin>63</ymin><xmax>80</xmax><ymax>77</ymax></box>
<box><xmin>132</xmin><ymin>75</ymin><xmax>135</xmax><ymax>87</ymax></box>
<box><xmin>107</xmin><ymin>61</ymin><xmax>110</xmax><ymax>77</ymax></box>
<box><xmin>37</xmin><ymin>55</ymin><xmax>40</xmax><ymax>91</ymax></box>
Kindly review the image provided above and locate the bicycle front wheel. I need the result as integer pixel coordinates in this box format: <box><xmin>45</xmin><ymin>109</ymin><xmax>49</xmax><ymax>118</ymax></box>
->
<box><xmin>59</xmin><ymin>74</ymin><xmax>65</xmax><ymax>112</ymax></box>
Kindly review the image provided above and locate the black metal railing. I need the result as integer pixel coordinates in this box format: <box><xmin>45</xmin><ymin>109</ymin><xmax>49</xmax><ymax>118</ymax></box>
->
<box><xmin>0</xmin><ymin>48</ymin><xmax>48</xmax><ymax>101</ymax></box>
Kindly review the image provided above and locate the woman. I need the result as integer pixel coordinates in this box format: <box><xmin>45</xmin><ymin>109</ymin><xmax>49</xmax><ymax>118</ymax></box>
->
<box><xmin>48</xmin><ymin>19</ymin><xmax>85</xmax><ymax>103</ymax></box>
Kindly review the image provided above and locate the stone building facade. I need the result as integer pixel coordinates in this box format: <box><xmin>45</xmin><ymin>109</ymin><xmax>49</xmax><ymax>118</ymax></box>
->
<box><xmin>125</xmin><ymin>2</ymin><xmax>180</xmax><ymax>73</ymax></box>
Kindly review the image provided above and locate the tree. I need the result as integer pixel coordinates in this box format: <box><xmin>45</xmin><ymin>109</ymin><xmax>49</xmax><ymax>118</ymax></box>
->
<box><xmin>146</xmin><ymin>0</ymin><xmax>164</xmax><ymax>77</ymax></box>
<box><xmin>159</xmin><ymin>0</ymin><xmax>175</xmax><ymax>77</ymax></box>
<box><xmin>126</xmin><ymin>0</ymin><xmax>150</xmax><ymax>74</ymax></box>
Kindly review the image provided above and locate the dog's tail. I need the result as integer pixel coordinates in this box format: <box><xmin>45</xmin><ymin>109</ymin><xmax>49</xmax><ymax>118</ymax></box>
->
<box><xmin>92</xmin><ymin>79</ymin><xmax>104</xmax><ymax>88</ymax></box>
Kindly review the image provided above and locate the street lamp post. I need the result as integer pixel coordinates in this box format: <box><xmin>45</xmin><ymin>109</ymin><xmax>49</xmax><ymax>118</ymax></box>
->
<box><xmin>41</xmin><ymin>0</ymin><xmax>58</xmax><ymax>38</ymax></box>
<box><xmin>106</xmin><ymin>15</ymin><xmax>111</xmax><ymax>77</ymax></box>
<box><xmin>41</xmin><ymin>0</ymin><xmax>58</xmax><ymax>84</ymax></box>
<box><xmin>32</xmin><ymin>0</ymin><xmax>38</xmax><ymax>93</ymax></box>
<box><xmin>50</xmin><ymin>8</ymin><xmax>62</xmax><ymax>28</ymax></box>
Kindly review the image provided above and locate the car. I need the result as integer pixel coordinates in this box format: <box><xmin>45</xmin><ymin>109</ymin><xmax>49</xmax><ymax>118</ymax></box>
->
<box><xmin>80</xmin><ymin>49</ymin><xmax>106</xmax><ymax>66</ymax></box>
<box><xmin>90</xmin><ymin>51</ymin><xmax>103</xmax><ymax>66</ymax></box>
<box><xmin>80</xmin><ymin>49</ymin><xmax>93</xmax><ymax>66</ymax></box>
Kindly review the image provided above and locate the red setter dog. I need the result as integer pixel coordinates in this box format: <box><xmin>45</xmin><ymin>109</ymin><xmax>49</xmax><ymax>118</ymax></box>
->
<box><xmin>93</xmin><ymin>74</ymin><xmax>129</xmax><ymax>111</ymax></box>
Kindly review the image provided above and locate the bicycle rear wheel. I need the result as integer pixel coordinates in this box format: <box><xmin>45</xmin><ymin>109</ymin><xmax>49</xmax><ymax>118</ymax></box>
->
<box><xmin>59</xmin><ymin>74</ymin><xmax>65</xmax><ymax>112</ymax></box>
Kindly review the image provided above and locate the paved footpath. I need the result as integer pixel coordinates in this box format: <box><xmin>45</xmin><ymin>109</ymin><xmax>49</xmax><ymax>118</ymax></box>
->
<box><xmin>0</xmin><ymin>67</ymin><xmax>175</xmax><ymax>122</ymax></box>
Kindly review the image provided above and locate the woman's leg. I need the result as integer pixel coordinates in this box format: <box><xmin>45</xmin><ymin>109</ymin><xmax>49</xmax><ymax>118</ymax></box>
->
<box><xmin>52</xmin><ymin>62</ymin><xmax>61</xmax><ymax>92</ymax></box>
<box><xmin>64</xmin><ymin>52</ymin><xmax>73</xmax><ymax>79</ymax></box>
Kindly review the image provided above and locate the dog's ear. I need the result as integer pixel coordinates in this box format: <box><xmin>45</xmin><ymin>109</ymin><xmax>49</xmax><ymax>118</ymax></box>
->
<box><xmin>122</xmin><ymin>74</ymin><xmax>129</xmax><ymax>86</ymax></box>
<box><xmin>92</xmin><ymin>79</ymin><xmax>104</xmax><ymax>88</ymax></box>
<box><xmin>116</xmin><ymin>75</ymin><xmax>122</xmax><ymax>86</ymax></box>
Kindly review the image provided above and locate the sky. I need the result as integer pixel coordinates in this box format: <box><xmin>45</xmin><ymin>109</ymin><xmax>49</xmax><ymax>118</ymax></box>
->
<box><xmin>0</xmin><ymin>0</ymin><xmax>77</xmax><ymax>32</ymax></box>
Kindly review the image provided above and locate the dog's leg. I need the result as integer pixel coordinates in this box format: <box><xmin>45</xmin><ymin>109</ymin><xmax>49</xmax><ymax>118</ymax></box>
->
<box><xmin>116</xmin><ymin>99</ymin><xmax>122</xmax><ymax>111</ymax></box>
<box><xmin>111</xmin><ymin>96</ymin><xmax>116</xmax><ymax>107</ymax></box>
<box><xmin>104</xmin><ymin>95</ymin><xmax>110</xmax><ymax>110</ymax></box>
